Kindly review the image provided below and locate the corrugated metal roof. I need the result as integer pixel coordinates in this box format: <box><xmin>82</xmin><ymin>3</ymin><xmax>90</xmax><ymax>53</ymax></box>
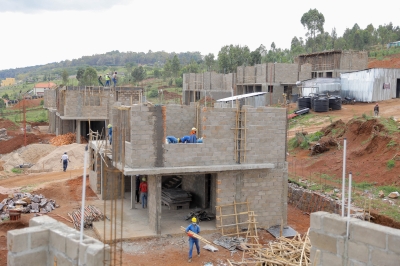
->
<box><xmin>216</xmin><ymin>92</ymin><xmax>267</xmax><ymax>102</ymax></box>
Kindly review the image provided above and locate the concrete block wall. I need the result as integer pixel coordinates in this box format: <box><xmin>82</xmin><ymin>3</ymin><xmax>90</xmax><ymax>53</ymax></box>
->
<box><xmin>237</xmin><ymin>66</ymin><xmax>244</xmax><ymax>83</ymax></box>
<box><xmin>48</xmin><ymin>109</ymin><xmax>57</xmax><ymax>133</ymax></box>
<box><xmin>165</xmin><ymin>105</ymin><xmax>196</xmax><ymax>139</ymax></box>
<box><xmin>44</xmin><ymin>89</ymin><xmax>57</xmax><ymax>109</ymax></box>
<box><xmin>182</xmin><ymin>174</ymin><xmax>207</xmax><ymax>209</ymax></box>
<box><xmin>244</xmin><ymin>66</ymin><xmax>256</xmax><ymax>83</ymax></box>
<box><xmin>61</xmin><ymin>120</ymin><xmax>74</xmax><ymax>135</ymax></box>
<box><xmin>274</xmin><ymin>63</ymin><xmax>298</xmax><ymax>83</ymax></box>
<box><xmin>310</xmin><ymin>211</ymin><xmax>400</xmax><ymax>266</ymax></box>
<box><xmin>7</xmin><ymin>216</ymin><xmax>110</xmax><ymax>266</ymax></box>
<box><xmin>64</xmin><ymin>90</ymin><xmax>109</xmax><ymax>118</ymax></box>
<box><xmin>115</xmin><ymin>88</ymin><xmax>142</xmax><ymax>105</ymax></box>
<box><xmin>211</xmin><ymin>72</ymin><xmax>223</xmax><ymax>90</ymax></box>
<box><xmin>89</xmin><ymin>150</ymin><xmax>101</xmax><ymax>194</ymax></box>
<box><xmin>255</xmin><ymin>64</ymin><xmax>267</xmax><ymax>83</ymax></box>
<box><xmin>125</xmin><ymin>105</ymin><xmax>287</xmax><ymax>169</ymax></box>
<box><xmin>340</xmin><ymin>51</ymin><xmax>368</xmax><ymax>71</ymax></box>
<box><xmin>216</xmin><ymin>168</ymin><xmax>287</xmax><ymax>229</ymax></box>
<box><xmin>245</xmin><ymin>106</ymin><xmax>286</xmax><ymax>163</ymax></box>
<box><xmin>299</xmin><ymin>63</ymin><xmax>312</xmax><ymax>81</ymax></box>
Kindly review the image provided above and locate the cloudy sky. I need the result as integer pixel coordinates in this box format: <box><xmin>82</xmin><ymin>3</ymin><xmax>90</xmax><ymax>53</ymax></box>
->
<box><xmin>0</xmin><ymin>0</ymin><xmax>399</xmax><ymax>70</ymax></box>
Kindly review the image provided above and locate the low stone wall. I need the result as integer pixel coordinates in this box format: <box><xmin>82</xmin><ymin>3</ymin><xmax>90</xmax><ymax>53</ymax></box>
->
<box><xmin>7</xmin><ymin>216</ymin><xmax>110</xmax><ymax>266</ymax></box>
<box><xmin>288</xmin><ymin>183</ymin><xmax>339</xmax><ymax>214</ymax></box>
<box><xmin>310</xmin><ymin>211</ymin><xmax>400</xmax><ymax>266</ymax></box>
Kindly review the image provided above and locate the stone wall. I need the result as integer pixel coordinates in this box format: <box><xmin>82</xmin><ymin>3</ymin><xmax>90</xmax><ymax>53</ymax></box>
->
<box><xmin>274</xmin><ymin>63</ymin><xmax>298</xmax><ymax>83</ymax></box>
<box><xmin>216</xmin><ymin>168</ymin><xmax>287</xmax><ymax>229</ymax></box>
<box><xmin>7</xmin><ymin>216</ymin><xmax>110</xmax><ymax>266</ymax></box>
<box><xmin>340</xmin><ymin>51</ymin><xmax>368</xmax><ymax>71</ymax></box>
<box><xmin>299</xmin><ymin>63</ymin><xmax>312</xmax><ymax>81</ymax></box>
<box><xmin>310</xmin><ymin>211</ymin><xmax>400</xmax><ymax>266</ymax></box>
<box><xmin>181</xmin><ymin>174</ymin><xmax>207</xmax><ymax>209</ymax></box>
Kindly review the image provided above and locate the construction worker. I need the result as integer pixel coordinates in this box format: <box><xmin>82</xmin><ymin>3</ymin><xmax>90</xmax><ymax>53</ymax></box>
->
<box><xmin>105</xmin><ymin>73</ymin><xmax>111</xmax><ymax>87</ymax></box>
<box><xmin>112</xmin><ymin>71</ymin><xmax>117</xmax><ymax>87</ymax></box>
<box><xmin>185</xmin><ymin>217</ymin><xmax>200</xmax><ymax>263</ymax></box>
<box><xmin>139</xmin><ymin>177</ymin><xmax>148</xmax><ymax>208</ymax></box>
<box><xmin>374</xmin><ymin>103</ymin><xmax>379</xmax><ymax>117</ymax></box>
<box><xmin>60</xmin><ymin>152</ymin><xmax>71</xmax><ymax>172</ymax></box>
<box><xmin>188</xmin><ymin>127</ymin><xmax>197</xmax><ymax>143</ymax></box>
<box><xmin>108</xmin><ymin>124</ymin><xmax>112</xmax><ymax>145</ymax></box>
<box><xmin>98</xmin><ymin>75</ymin><xmax>104</xmax><ymax>86</ymax></box>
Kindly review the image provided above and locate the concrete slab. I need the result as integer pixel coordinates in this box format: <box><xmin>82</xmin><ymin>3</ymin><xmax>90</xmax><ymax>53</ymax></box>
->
<box><xmin>92</xmin><ymin>193</ymin><xmax>216</xmax><ymax>243</ymax></box>
<box><xmin>267</xmin><ymin>225</ymin><xmax>298</xmax><ymax>238</ymax></box>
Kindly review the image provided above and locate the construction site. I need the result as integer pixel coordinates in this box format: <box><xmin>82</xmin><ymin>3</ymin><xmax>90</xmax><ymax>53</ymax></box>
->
<box><xmin>1</xmin><ymin>53</ymin><xmax>400</xmax><ymax>265</ymax></box>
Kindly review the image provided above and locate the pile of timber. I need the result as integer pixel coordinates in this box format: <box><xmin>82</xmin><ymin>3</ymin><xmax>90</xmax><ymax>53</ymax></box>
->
<box><xmin>68</xmin><ymin>205</ymin><xmax>104</xmax><ymax>230</ymax></box>
<box><xmin>162</xmin><ymin>188</ymin><xmax>192</xmax><ymax>204</ymax></box>
<box><xmin>228</xmin><ymin>231</ymin><xmax>311</xmax><ymax>266</ymax></box>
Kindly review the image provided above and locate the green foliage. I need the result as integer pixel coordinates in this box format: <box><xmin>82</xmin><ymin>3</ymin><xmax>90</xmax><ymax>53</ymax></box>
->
<box><xmin>288</xmin><ymin>137</ymin><xmax>299</xmax><ymax>150</ymax></box>
<box><xmin>204</xmin><ymin>53</ymin><xmax>215</xmax><ymax>70</ymax></box>
<box><xmin>171</xmin><ymin>55</ymin><xmax>181</xmax><ymax>77</ymax></box>
<box><xmin>168</xmin><ymin>79</ymin><xmax>173</xmax><ymax>86</ymax></box>
<box><xmin>379</xmin><ymin>117</ymin><xmax>399</xmax><ymax>135</ymax></box>
<box><xmin>387</xmin><ymin>160</ymin><xmax>395</xmax><ymax>169</ymax></box>
<box><xmin>0</xmin><ymin>100</ymin><xmax>5</xmax><ymax>110</ymax></box>
<box><xmin>175</xmin><ymin>77</ymin><xmax>183</xmax><ymax>88</ymax></box>
<box><xmin>377</xmin><ymin>185</ymin><xmax>400</xmax><ymax>195</ymax></box>
<box><xmin>76</xmin><ymin>67</ymin><xmax>85</xmax><ymax>82</ymax></box>
<box><xmin>153</xmin><ymin>68</ymin><xmax>161</xmax><ymax>79</ymax></box>
<box><xmin>2</xmin><ymin>93</ymin><xmax>9</xmax><ymax>100</ymax></box>
<box><xmin>308</xmin><ymin>131</ymin><xmax>323</xmax><ymax>141</ymax></box>
<box><xmin>81</xmin><ymin>67</ymin><xmax>98</xmax><ymax>86</ymax></box>
<box><xmin>131</xmin><ymin>66</ymin><xmax>146</xmax><ymax>83</ymax></box>
<box><xmin>387</xmin><ymin>140</ymin><xmax>397</xmax><ymax>147</ymax></box>
<box><xmin>12</xmin><ymin>168</ymin><xmax>22</xmax><ymax>174</ymax></box>
<box><xmin>354</xmin><ymin>181</ymin><xmax>374</xmax><ymax>190</ymax></box>
<box><xmin>148</xmin><ymin>89</ymin><xmax>158</xmax><ymax>98</ymax></box>
<box><xmin>40</xmin><ymin>100</ymin><xmax>44</xmax><ymax>106</ymax></box>
<box><xmin>62</xmin><ymin>69</ymin><xmax>69</xmax><ymax>84</ymax></box>
<box><xmin>301</xmin><ymin>9</ymin><xmax>325</xmax><ymax>51</ymax></box>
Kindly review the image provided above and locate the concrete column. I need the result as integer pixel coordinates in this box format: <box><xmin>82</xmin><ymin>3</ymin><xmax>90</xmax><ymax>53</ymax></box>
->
<box><xmin>76</xmin><ymin>120</ymin><xmax>81</xmax><ymax>144</ymax></box>
<box><xmin>130</xmin><ymin>176</ymin><xmax>135</xmax><ymax>209</ymax></box>
<box><xmin>148</xmin><ymin>175</ymin><xmax>162</xmax><ymax>235</ymax></box>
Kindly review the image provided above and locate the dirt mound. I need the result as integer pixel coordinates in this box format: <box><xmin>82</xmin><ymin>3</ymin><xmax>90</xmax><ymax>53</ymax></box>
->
<box><xmin>1</xmin><ymin>144</ymin><xmax>57</xmax><ymax>171</ymax></box>
<box><xmin>12</xmin><ymin>99</ymin><xmax>42</xmax><ymax>110</ymax></box>
<box><xmin>30</xmin><ymin>143</ymin><xmax>86</xmax><ymax>172</ymax></box>
<box><xmin>0</xmin><ymin>119</ymin><xmax>19</xmax><ymax>131</ymax></box>
<box><xmin>0</xmin><ymin>134</ymin><xmax>45</xmax><ymax>155</ymax></box>
<box><xmin>321</xmin><ymin>119</ymin><xmax>346</xmax><ymax>138</ymax></box>
<box><xmin>368</xmin><ymin>53</ymin><xmax>400</xmax><ymax>69</ymax></box>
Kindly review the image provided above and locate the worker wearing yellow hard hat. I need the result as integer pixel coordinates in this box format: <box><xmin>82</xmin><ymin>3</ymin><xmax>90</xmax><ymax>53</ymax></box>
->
<box><xmin>185</xmin><ymin>216</ymin><xmax>200</xmax><ymax>262</ymax></box>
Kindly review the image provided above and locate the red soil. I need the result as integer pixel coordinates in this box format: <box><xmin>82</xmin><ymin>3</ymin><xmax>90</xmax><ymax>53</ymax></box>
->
<box><xmin>11</xmin><ymin>99</ymin><xmax>43</xmax><ymax>110</ymax></box>
<box><xmin>0</xmin><ymin>133</ymin><xmax>55</xmax><ymax>154</ymax></box>
<box><xmin>368</xmin><ymin>53</ymin><xmax>400</xmax><ymax>68</ymax></box>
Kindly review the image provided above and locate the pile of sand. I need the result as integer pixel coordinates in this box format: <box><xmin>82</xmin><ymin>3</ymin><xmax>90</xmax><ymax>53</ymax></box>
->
<box><xmin>30</xmin><ymin>143</ymin><xmax>87</xmax><ymax>172</ymax></box>
<box><xmin>1</xmin><ymin>144</ymin><xmax>57</xmax><ymax>171</ymax></box>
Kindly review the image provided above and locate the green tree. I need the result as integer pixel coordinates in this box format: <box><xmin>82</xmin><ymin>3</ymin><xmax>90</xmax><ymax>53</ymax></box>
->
<box><xmin>82</xmin><ymin>67</ymin><xmax>97</xmax><ymax>85</ymax></box>
<box><xmin>153</xmin><ymin>68</ymin><xmax>161</xmax><ymax>79</ymax></box>
<box><xmin>76</xmin><ymin>67</ymin><xmax>85</xmax><ymax>83</ymax></box>
<box><xmin>2</xmin><ymin>93</ymin><xmax>9</xmax><ymax>100</ymax></box>
<box><xmin>175</xmin><ymin>77</ymin><xmax>183</xmax><ymax>88</ymax></box>
<box><xmin>171</xmin><ymin>55</ymin><xmax>181</xmax><ymax>77</ymax></box>
<box><xmin>62</xmin><ymin>69</ymin><xmax>69</xmax><ymax>85</ymax></box>
<box><xmin>301</xmin><ymin>8</ymin><xmax>325</xmax><ymax>51</ymax></box>
<box><xmin>204</xmin><ymin>53</ymin><xmax>215</xmax><ymax>71</ymax></box>
<box><xmin>163</xmin><ymin>59</ymin><xmax>172</xmax><ymax>78</ymax></box>
<box><xmin>131</xmin><ymin>66</ymin><xmax>146</xmax><ymax>83</ymax></box>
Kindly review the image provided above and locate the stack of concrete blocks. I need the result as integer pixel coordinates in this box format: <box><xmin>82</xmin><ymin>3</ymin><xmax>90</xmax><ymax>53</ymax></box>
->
<box><xmin>7</xmin><ymin>216</ymin><xmax>110</xmax><ymax>266</ymax></box>
<box><xmin>115</xmin><ymin>88</ymin><xmax>142</xmax><ymax>105</ymax></box>
<box><xmin>310</xmin><ymin>211</ymin><xmax>400</xmax><ymax>266</ymax></box>
<box><xmin>299</xmin><ymin>63</ymin><xmax>312</xmax><ymax>81</ymax></box>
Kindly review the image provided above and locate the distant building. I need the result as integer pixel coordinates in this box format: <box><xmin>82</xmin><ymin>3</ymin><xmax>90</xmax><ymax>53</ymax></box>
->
<box><xmin>387</xmin><ymin>41</ymin><xmax>400</xmax><ymax>49</ymax></box>
<box><xmin>1</xmin><ymin>78</ymin><xmax>15</xmax><ymax>87</ymax></box>
<box><xmin>33</xmin><ymin>82</ymin><xmax>57</xmax><ymax>96</ymax></box>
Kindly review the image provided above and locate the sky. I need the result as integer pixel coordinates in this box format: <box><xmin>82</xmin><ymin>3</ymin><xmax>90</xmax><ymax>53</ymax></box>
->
<box><xmin>0</xmin><ymin>0</ymin><xmax>399</xmax><ymax>71</ymax></box>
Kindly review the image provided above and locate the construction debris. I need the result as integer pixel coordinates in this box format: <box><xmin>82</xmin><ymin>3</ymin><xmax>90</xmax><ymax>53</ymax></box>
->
<box><xmin>49</xmin><ymin>132</ymin><xmax>87</xmax><ymax>146</ymax></box>
<box><xmin>228</xmin><ymin>232</ymin><xmax>311</xmax><ymax>266</ymax></box>
<box><xmin>0</xmin><ymin>192</ymin><xmax>59</xmax><ymax>221</ymax></box>
<box><xmin>162</xmin><ymin>188</ymin><xmax>192</xmax><ymax>209</ymax></box>
<box><xmin>68</xmin><ymin>205</ymin><xmax>104</xmax><ymax>230</ymax></box>
<box><xmin>213</xmin><ymin>236</ymin><xmax>246</xmax><ymax>251</ymax></box>
<box><xmin>388</xmin><ymin>191</ymin><xmax>399</xmax><ymax>199</ymax></box>
<box><xmin>185</xmin><ymin>209</ymin><xmax>216</xmax><ymax>221</ymax></box>
<box><xmin>203</xmin><ymin>244</ymin><xmax>219</xmax><ymax>252</ymax></box>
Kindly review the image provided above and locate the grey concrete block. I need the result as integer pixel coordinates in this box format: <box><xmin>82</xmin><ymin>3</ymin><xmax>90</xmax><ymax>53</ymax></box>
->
<box><xmin>7</xmin><ymin>228</ymin><xmax>30</xmax><ymax>253</ymax></box>
<box><xmin>320</xmin><ymin>252</ymin><xmax>342</xmax><ymax>266</ymax></box>
<box><xmin>350</xmin><ymin>220</ymin><xmax>387</xmax><ymax>249</ymax></box>
<box><xmin>8</xmin><ymin>249</ymin><xmax>48</xmax><ymax>266</ymax></box>
<box><xmin>348</xmin><ymin>241</ymin><xmax>369</xmax><ymax>263</ymax></box>
<box><xmin>370</xmin><ymin>249</ymin><xmax>400</xmax><ymax>266</ymax></box>
<box><xmin>322</xmin><ymin>213</ymin><xmax>347</xmax><ymax>236</ymax></box>
<box><xmin>309</xmin><ymin>231</ymin><xmax>338</xmax><ymax>254</ymax></box>
<box><xmin>30</xmin><ymin>215</ymin><xmax>59</xmax><ymax>227</ymax></box>
<box><xmin>86</xmin><ymin>244</ymin><xmax>108</xmax><ymax>266</ymax></box>
<box><xmin>49</xmin><ymin>228</ymin><xmax>68</xmax><ymax>253</ymax></box>
<box><xmin>31</xmin><ymin>227</ymin><xmax>50</xmax><ymax>249</ymax></box>
<box><xmin>387</xmin><ymin>229</ymin><xmax>400</xmax><ymax>253</ymax></box>
<box><xmin>66</xmin><ymin>233</ymin><xmax>80</xmax><ymax>261</ymax></box>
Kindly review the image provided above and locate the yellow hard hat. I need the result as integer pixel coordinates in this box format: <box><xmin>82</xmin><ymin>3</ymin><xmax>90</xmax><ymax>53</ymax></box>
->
<box><xmin>142</xmin><ymin>177</ymin><xmax>146</xmax><ymax>181</ymax></box>
<box><xmin>177</xmin><ymin>138</ymin><xmax>180</xmax><ymax>143</ymax></box>
<box><xmin>108</xmin><ymin>124</ymin><xmax>112</xmax><ymax>128</ymax></box>
<box><xmin>191</xmin><ymin>217</ymin><xmax>197</xmax><ymax>223</ymax></box>
<box><xmin>192</xmin><ymin>127</ymin><xmax>197</xmax><ymax>131</ymax></box>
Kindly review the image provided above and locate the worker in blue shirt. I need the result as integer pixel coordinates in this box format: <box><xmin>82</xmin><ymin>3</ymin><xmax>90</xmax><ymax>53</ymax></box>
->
<box><xmin>108</xmin><ymin>124</ymin><xmax>112</xmax><ymax>145</ymax></box>
<box><xmin>185</xmin><ymin>217</ymin><xmax>200</xmax><ymax>263</ymax></box>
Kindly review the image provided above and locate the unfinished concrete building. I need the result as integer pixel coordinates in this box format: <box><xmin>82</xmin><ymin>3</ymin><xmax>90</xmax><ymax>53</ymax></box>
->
<box><xmin>182</xmin><ymin>72</ymin><xmax>235</xmax><ymax>105</ymax></box>
<box><xmin>89</xmin><ymin>103</ymin><xmax>288</xmax><ymax>236</ymax></box>
<box><xmin>236</xmin><ymin>63</ymin><xmax>300</xmax><ymax>105</ymax></box>
<box><xmin>44</xmin><ymin>86</ymin><xmax>143</xmax><ymax>142</ymax></box>
<box><xmin>296</xmin><ymin>50</ymin><xmax>368</xmax><ymax>80</ymax></box>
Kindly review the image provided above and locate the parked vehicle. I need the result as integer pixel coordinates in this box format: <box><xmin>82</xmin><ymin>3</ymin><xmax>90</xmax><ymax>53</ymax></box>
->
<box><xmin>342</xmin><ymin>97</ymin><xmax>356</xmax><ymax>105</ymax></box>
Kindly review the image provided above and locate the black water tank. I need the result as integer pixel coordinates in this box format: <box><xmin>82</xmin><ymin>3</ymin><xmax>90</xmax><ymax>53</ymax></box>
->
<box><xmin>314</xmin><ymin>98</ymin><xmax>329</xmax><ymax>112</ymax></box>
<box><xmin>291</xmin><ymin>94</ymin><xmax>299</xmax><ymax>103</ymax></box>
<box><xmin>298</xmin><ymin>97</ymin><xmax>311</xmax><ymax>109</ymax></box>
<box><xmin>311</xmin><ymin>96</ymin><xmax>319</xmax><ymax>110</ymax></box>
<box><xmin>329</xmin><ymin>96</ymin><xmax>342</xmax><ymax>110</ymax></box>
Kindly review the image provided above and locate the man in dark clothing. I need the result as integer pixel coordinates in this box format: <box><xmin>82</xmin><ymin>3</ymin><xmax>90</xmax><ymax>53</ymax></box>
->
<box><xmin>135</xmin><ymin>175</ymin><xmax>140</xmax><ymax>203</ymax></box>
<box><xmin>98</xmin><ymin>75</ymin><xmax>104</xmax><ymax>86</ymax></box>
<box><xmin>374</xmin><ymin>103</ymin><xmax>379</xmax><ymax>117</ymax></box>
<box><xmin>185</xmin><ymin>217</ymin><xmax>200</xmax><ymax>263</ymax></box>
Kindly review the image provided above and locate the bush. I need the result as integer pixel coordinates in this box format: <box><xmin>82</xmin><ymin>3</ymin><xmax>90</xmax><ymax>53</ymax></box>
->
<box><xmin>12</xmin><ymin>168</ymin><xmax>22</xmax><ymax>174</ymax></box>
<box><xmin>308</xmin><ymin>131</ymin><xmax>323</xmax><ymax>142</ymax></box>
<box><xmin>40</xmin><ymin>99</ymin><xmax>44</xmax><ymax>105</ymax></box>
<box><xmin>148</xmin><ymin>89</ymin><xmax>158</xmax><ymax>98</ymax></box>
<box><xmin>175</xmin><ymin>77</ymin><xmax>183</xmax><ymax>88</ymax></box>
<box><xmin>387</xmin><ymin>160</ymin><xmax>395</xmax><ymax>169</ymax></box>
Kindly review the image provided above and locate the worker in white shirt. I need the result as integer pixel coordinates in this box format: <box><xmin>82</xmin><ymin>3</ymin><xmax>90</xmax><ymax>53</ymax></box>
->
<box><xmin>60</xmin><ymin>152</ymin><xmax>71</xmax><ymax>172</ymax></box>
